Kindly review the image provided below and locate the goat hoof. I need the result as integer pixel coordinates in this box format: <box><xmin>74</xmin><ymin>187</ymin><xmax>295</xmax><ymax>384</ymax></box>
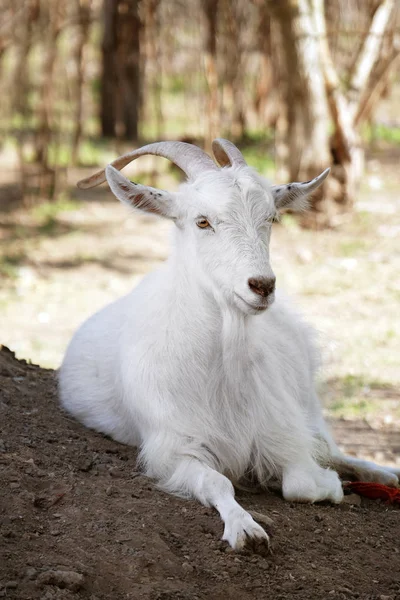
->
<box><xmin>356</xmin><ymin>468</ymin><xmax>398</xmax><ymax>487</ymax></box>
<box><xmin>222</xmin><ymin>509</ymin><xmax>270</xmax><ymax>553</ymax></box>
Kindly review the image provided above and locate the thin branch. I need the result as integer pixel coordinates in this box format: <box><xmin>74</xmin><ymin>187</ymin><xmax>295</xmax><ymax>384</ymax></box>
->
<box><xmin>355</xmin><ymin>41</ymin><xmax>400</xmax><ymax>126</ymax></box>
<box><xmin>348</xmin><ymin>0</ymin><xmax>395</xmax><ymax>120</ymax></box>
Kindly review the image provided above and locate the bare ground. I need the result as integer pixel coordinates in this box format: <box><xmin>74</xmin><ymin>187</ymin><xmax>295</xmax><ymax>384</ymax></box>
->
<box><xmin>0</xmin><ymin>346</ymin><xmax>399</xmax><ymax>600</ymax></box>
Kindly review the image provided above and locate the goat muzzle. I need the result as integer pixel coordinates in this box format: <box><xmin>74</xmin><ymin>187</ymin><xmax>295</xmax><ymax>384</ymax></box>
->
<box><xmin>248</xmin><ymin>277</ymin><xmax>276</xmax><ymax>298</ymax></box>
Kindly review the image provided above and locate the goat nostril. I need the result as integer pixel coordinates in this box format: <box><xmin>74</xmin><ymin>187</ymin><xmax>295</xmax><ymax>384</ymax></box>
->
<box><xmin>248</xmin><ymin>277</ymin><xmax>276</xmax><ymax>298</ymax></box>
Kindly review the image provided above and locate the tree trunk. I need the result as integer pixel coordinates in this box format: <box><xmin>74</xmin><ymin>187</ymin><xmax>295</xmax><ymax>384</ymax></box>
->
<box><xmin>312</xmin><ymin>0</ymin><xmax>362</xmax><ymax>208</ymax></box>
<box><xmin>144</xmin><ymin>0</ymin><xmax>163</xmax><ymax>138</ymax></box>
<box><xmin>34</xmin><ymin>1</ymin><xmax>64</xmax><ymax>200</ymax></box>
<box><xmin>117</xmin><ymin>0</ymin><xmax>141</xmax><ymax>141</ymax></box>
<box><xmin>202</xmin><ymin>0</ymin><xmax>220</xmax><ymax>151</ymax></box>
<box><xmin>355</xmin><ymin>49</ymin><xmax>400</xmax><ymax>127</ymax></box>
<box><xmin>254</xmin><ymin>0</ymin><xmax>275</xmax><ymax>130</ymax></box>
<box><xmin>314</xmin><ymin>0</ymin><xmax>396</xmax><ymax>208</ymax></box>
<box><xmin>71</xmin><ymin>0</ymin><xmax>91</xmax><ymax>165</ymax></box>
<box><xmin>267</xmin><ymin>0</ymin><xmax>331</xmax><ymax>220</ymax></box>
<box><xmin>12</xmin><ymin>1</ymin><xmax>38</xmax><ymax>117</ymax></box>
<box><xmin>221</xmin><ymin>0</ymin><xmax>246</xmax><ymax>139</ymax></box>
<box><xmin>101</xmin><ymin>0</ymin><xmax>141</xmax><ymax>140</ymax></box>
<box><xmin>101</xmin><ymin>0</ymin><xmax>118</xmax><ymax>137</ymax></box>
<box><xmin>267</xmin><ymin>0</ymin><xmax>399</xmax><ymax>225</ymax></box>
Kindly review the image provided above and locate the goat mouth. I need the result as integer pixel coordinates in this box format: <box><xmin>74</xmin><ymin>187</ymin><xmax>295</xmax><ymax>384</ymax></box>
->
<box><xmin>234</xmin><ymin>293</ymin><xmax>268</xmax><ymax>312</ymax></box>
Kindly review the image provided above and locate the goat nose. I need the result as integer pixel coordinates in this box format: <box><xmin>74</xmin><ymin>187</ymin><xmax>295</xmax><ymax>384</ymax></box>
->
<box><xmin>248</xmin><ymin>277</ymin><xmax>276</xmax><ymax>298</ymax></box>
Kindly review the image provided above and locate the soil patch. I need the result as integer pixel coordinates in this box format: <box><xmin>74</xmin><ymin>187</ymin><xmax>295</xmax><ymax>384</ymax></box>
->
<box><xmin>1</xmin><ymin>346</ymin><xmax>399</xmax><ymax>600</ymax></box>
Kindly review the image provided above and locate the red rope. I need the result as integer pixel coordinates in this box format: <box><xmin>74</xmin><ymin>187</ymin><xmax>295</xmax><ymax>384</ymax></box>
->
<box><xmin>344</xmin><ymin>481</ymin><xmax>400</xmax><ymax>504</ymax></box>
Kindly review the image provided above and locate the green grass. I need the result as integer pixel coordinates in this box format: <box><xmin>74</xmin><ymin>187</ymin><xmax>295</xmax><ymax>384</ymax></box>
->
<box><xmin>166</xmin><ymin>74</ymin><xmax>189</xmax><ymax>95</ymax></box>
<box><xmin>78</xmin><ymin>138</ymin><xmax>113</xmax><ymax>166</ymax></box>
<box><xmin>0</xmin><ymin>200</ymin><xmax>82</xmax><ymax>277</ymax></box>
<box><xmin>46</xmin><ymin>138</ymin><xmax>115</xmax><ymax>168</ymax></box>
<box><xmin>241</xmin><ymin>146</ymin><xmax>274</xmax><ymax>175</ymax></box>
<box><xmin>279</xmin><ymin>214</ymin><xmax>300</xmax><ymax>231</ymax></box>
<box><xmin>363</xmin><ymin>123</ymin><xmax>400</xmax><ymax>146</ymax></box>
<box><xmin>324</xmin><ymin>374</ymin><xmax>399</xmax><ymax>420</ymax></box>
<box><xmin>328</xmin><ymin>397</ymin><xmax>377</xmax><ymax>419</ymax></box>
<box><xmin>338</xmin><ymin>239</ymin><xmax>368</xmax><ymax>256</ymax></box>
<box><xmin>241</xmin><ymin>129</ymin><xmax>274</xmax><ymax>145</ymax></box>
<box><xmin>32</xmin><ymin>197</ymin><xmax>80</xmax><ymax>221</ymax></box>
<box><xmin>0</xmin><ymin>254</ymin><xmax>25</xmax><ymax>279</ymax></box>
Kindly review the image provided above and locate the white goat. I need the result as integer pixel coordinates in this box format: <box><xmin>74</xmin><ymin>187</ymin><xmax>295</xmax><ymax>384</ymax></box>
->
<box><xmin>59</xmin><ymin>139</ymin><xmax>399</xmax><ymax>551</ymax></box>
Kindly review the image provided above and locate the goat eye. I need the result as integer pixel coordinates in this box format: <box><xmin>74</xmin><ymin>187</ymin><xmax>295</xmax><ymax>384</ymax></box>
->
<box><xmin>196</xmin><ymin>219</ymin><xmax>211</xmax><ymax>229</ymax></box>
<box><xmin>265</xmin><ymin>214</ymin><xmax>279</xmax><ymax>225</ymax></box>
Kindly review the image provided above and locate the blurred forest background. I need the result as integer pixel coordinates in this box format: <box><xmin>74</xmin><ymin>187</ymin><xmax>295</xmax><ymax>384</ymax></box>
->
<box><xmin>0</xmin><ymin>0</ymin><xmax>399</xmax><ymax>436</ymax></box>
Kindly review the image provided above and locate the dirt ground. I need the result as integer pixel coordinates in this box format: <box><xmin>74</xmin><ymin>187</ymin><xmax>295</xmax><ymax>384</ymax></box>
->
<box><xmin>1</xmin><ymin>346</ymin><xmax>399</xmax><ymax>600</ymax></box>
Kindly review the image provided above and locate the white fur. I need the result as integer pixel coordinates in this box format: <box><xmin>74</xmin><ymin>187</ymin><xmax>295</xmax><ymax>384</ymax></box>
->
<box><xmin>59</xmin><ymin>163</ymin><xmax>399</xmax><ymax>551</ymax></box>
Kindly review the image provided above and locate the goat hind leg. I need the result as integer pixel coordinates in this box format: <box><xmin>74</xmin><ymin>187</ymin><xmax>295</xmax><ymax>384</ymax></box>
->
<box><xmin>302</xmin><ymin>400</ymin><xmax>399</xmax><ymax>488</ymax></box>
<box><xmin>311</xmin><ymin>420</ymin><xmax>399</xmax><ymax>486</ymax></box>
<box><xmin>330</xmin><ymin>454</ymin><xmax>399</xmax><ymax>487</ymax></box>
<box><xmin>311</xmin><ymin>424</ymin><xmax>399</xmax><ymax>486</ymax></box>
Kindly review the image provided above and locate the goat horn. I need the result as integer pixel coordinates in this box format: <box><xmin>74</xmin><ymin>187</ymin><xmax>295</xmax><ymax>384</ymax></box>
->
<box><xmin>212</xmin><ymin>138</ymin><xmax>247</xmax><ymax>169</ymax></box>
<box><xmin>77</xmin><ymin>141</ymin><xmax>218</xmax><ymax>189</ymax></box>
<box><xmin>271</xmin><ymin>168</ymin><xmax>331</xmax><ymax>209</ymax></box>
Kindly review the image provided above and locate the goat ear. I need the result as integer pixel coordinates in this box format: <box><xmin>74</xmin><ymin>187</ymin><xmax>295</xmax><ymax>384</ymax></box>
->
<box><xmin>105</xmin><ymin>165</ymin><xmax>177</xmax><ymax>218</ymax></box>
<box><xmin>271</xmin><ymin>168</ymin><xmax>330</xmax><ymax>212</ymax></box>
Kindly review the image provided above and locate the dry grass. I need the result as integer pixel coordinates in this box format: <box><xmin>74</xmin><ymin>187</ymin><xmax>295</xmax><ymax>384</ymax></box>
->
<box><xmin>0</xmin><ymin>155</ymin><xmax>399</xmax><ymax>430</ymax></box>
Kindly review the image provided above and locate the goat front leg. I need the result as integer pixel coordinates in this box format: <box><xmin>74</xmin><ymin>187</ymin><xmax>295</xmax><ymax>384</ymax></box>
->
<box><xmin>161</xmin><ymin>458</ymin><xmax>271</xmax><ymax>551</ymax></box>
